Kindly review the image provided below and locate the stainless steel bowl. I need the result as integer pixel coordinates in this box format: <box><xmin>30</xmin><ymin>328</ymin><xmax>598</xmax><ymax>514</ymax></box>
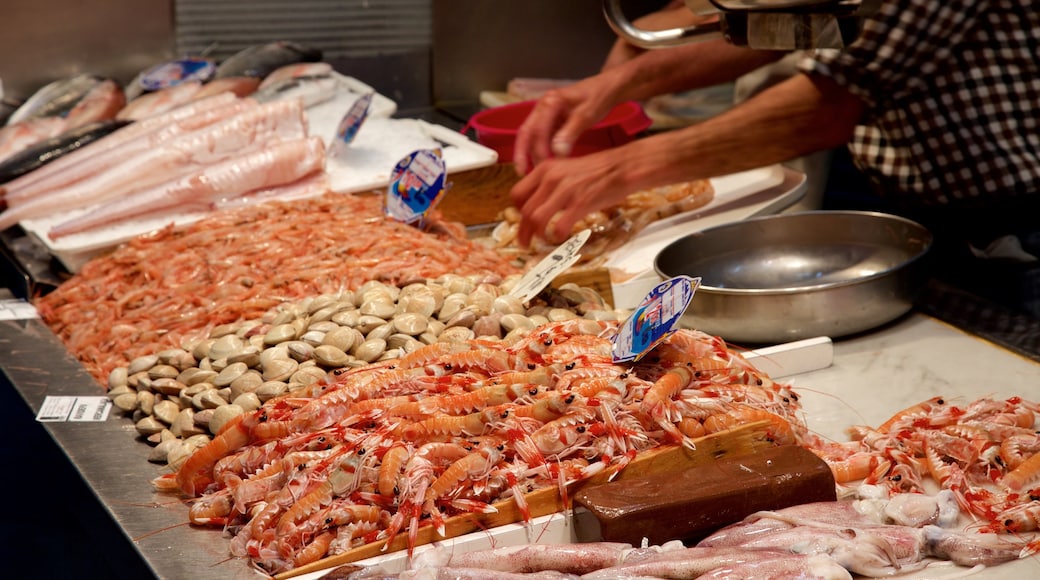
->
<box><xmin>653</xmin><ymin>210</ymin><xmax>933</xmax><ymax>344</ymax></box>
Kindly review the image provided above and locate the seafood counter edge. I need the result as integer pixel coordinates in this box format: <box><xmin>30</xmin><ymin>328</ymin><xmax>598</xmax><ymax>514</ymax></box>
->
<box><xmin>0</xmin><ymin>309</ymin><xmax>264</xmax><ymax>579</ymax></box>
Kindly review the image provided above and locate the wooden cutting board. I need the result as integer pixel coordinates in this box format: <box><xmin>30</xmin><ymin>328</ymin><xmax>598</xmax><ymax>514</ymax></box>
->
<box><xmin>276</xmin><ymin>421</ymin><xmax>774</xmax><ymax>579</ymax></box>
<box><xmin>437</xmin><ymin>163</ymin><xmax>519</xmax><ymax>226</ymax></box>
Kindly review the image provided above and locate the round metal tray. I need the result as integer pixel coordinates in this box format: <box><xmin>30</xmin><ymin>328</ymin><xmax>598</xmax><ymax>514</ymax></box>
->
<box><xmin>654</xmin><ymin>210</ymin><xmax>933</xmax><ymax>344</ymax></box>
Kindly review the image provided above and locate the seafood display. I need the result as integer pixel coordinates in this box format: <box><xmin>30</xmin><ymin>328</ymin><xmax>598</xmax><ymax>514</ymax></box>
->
<box><xmin>158</xmin><ymin>311</ymin><xmax>802</xmax><ymax>574</ymax></box>
<box><xmin>108</xmin><ymin>276</ymin><xmax>621</xmax><ymax>470</ymax></box>
<box><xmin>4</xmin><ymin>39</ymin><xmax>1037</xmax><ymax>580</ymax></box>
<box><xmin>36</xmin><ymin>193</ymin><xmax>520</xmax><ymax>386</ymax></box>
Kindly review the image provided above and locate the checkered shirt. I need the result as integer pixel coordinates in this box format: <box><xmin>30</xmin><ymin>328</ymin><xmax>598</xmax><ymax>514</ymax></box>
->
<box><xmin>798</xmin><ymin>0</ymin><xmax>1040</xmax><ymax>209</ymax></box>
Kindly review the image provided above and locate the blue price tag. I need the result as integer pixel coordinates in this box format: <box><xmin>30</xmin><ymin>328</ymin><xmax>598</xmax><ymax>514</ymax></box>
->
<box><xmin>612</xmin><ymin>276</ymin><xmax>699</xmax><ymax>363</ymax></box>
<box><xmin>384</xmin><ymin>149</ymin><xmax>447</xmax><ymax>226</ymax></box>
<box><xmin>333</xmin><ymin>92</ymin><xmax>373</xmax><ymax>148</ymax></box>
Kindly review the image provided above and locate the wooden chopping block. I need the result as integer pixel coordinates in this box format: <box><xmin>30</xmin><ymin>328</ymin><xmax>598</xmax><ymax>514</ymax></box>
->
<box><xmin>572</xmin><ymin>444</ymin><xmax>837</xmax><ymax>546</ymax></box>
<box><xmin>436</xmin><ymin>163</ymin><xmax>519</xmax><ymax>226</ymax></box>
<box><xmin>275</xmin><ymin>421</ymin><xmax>776</xmax><ymax>579</ymax></box>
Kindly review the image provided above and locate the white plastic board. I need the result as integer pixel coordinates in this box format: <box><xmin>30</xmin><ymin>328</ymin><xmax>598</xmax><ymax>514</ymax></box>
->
<box><xmin>320</xmin><ymin>117</ymin><xmax>499</xmax><ymax>194</ymax></box>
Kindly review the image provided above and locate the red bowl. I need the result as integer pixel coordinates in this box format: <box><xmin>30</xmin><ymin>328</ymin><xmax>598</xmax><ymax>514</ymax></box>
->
<box><xmin>463</xmin><ymin>100</ymin><xmax>652</xmax><ymax>163</ymax></box>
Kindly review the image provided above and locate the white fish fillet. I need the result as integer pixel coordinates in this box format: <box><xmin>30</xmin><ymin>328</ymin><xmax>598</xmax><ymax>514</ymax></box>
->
<box><xmin>2</xmin><ymin>92</ymin><xmax>241</xmax><ymax>200</ymax></box>
<box><xmin>48</xmin><ymin>137</ymin><xmax>326</xmax><ymax>239</ymax></box>
<box><xmin>0</xmin><ymin>98</ymin><xmax>307</xmax><ymax>230</ymax></box>
<box><xmin>212</xmin><ymin>171</ymin><xmax>330</xmax><ymax>210</ymax></box>
<box><xmin>116</xmin><ymin>80</ymin><xmax>204</xmax><ymax>121</ymax></box>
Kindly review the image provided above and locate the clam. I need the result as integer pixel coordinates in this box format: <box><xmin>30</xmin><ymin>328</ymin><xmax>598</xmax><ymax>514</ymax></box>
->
<box><xmin>127</xmin><ymin>354</ymin><xmax>159</xmax><ymax>376</ymax></box>
<box><xmin>262</xmin><ymin>357</ymin><xmax>299</xmax><ymax>382</ymax></box>
<box><xmin>393</xmin><ymin>312</ymin><xmax>428</xmax><ymax>336</ymax></box>
<box><xmin>209</xmin><ymin>404</ymin><xmax>245</xmax><ymax>435</ymax></box>
<box><xmin>353</xmin><ymin>338</ymin><xmax>387</xmax><ymax>363</ymax></box>
<box><xmin>209</xmin><ymin>334</ymin><xmax>245</xmax><ymax>361</ymax></box>
<box><xmin>313</xmin><ymin>345</ymin><xmax>351</xmax><ymax>368</ymax></box>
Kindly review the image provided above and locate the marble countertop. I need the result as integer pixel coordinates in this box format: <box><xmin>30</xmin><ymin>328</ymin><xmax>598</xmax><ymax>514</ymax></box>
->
<box><xmin>790</xmin><ymin>313</ymin><xmax>1039</xmax><ymax>443</ymax></box>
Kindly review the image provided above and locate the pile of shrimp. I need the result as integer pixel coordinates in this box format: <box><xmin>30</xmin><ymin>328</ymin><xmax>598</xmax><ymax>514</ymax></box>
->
<box><xmin>807</xmin><ymin>395</ymin><xmax>1040</xmax><ymax>536</ymax></box>
<box><xmin>163</xmin><ymin>317</ymin><xmax>809</xmax><ymax>574</ymax></box>
<box><xmin>34</xmin><ymin>192</ymin><xmax>520</xmax><ymax>386</ymax></box>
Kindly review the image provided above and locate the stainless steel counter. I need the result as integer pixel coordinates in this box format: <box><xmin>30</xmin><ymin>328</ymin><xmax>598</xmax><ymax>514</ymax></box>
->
<box><xmin>3</xmin><ymin>301</ymin><xmax>1039</xmax><ymax>579</ymax></box>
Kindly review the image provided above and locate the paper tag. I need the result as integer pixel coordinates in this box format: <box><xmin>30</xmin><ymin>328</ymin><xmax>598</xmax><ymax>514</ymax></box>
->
<box><xmin>384</xmin><ymin>149</ymin><xmax>447</xmax><ymax>226</ymax></box>
<box><xmin>0</xmin><ymin>299</ymin><xmax>39</xmax><ymax>320</ymax></box>
<box><xmin>612</xmin><ymin>275</ymin><xmax>699</xmax><ymax>363</ymax></box>
<box><xmin>329</xmin><ymin>92</ymin><xmax>373</xmax><ymax>156</ymax></box>
<box><xmin>509</xmin><ymin>229</ymin><xmax>591</xmax><ymax>303</ymax></box>
<box><xmin>139</xmin><ymin>58</ymin><xmax>215</xmax><ymax>91</ymax></box>
<box><xmin>36</xmin><ymin>396</ymin><xmax>112</xmax><ymax>422</ymax></box>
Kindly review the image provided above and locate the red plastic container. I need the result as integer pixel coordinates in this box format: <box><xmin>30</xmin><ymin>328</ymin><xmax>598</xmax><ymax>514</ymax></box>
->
<box><xmin>463</xmin><ymin>100</ymin><xmax>652</xmax><ymax>163</ymax></box>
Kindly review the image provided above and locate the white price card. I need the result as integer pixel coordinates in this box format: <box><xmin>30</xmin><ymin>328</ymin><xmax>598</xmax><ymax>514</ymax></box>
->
<box><xmin>36</xmin><ymin>396</ymin><xmax>112</xmax><ymax>422</ymax></box>
<box><xmin>0</xmin><ymin>299</ymin><xmax>39</xmax><ymax>320</ymax></box>
<box><xmin>509</xmin><ymin>229</ymin><xmax>591</xmax><ymax>304</ymax></box>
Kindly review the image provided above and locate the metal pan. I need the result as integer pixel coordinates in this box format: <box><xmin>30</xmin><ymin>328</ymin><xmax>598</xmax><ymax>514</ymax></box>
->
<box><xmin>654</xmin><ymin>210</ymin><xmax>933</xmax><ymax>344</ymax></box>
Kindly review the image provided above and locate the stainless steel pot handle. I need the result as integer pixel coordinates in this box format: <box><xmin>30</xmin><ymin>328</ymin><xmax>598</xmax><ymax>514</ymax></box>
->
<box><xmin>601</xmin><ymin>0</ymin><xmax>723</xmax><ymax>49</ymax></box>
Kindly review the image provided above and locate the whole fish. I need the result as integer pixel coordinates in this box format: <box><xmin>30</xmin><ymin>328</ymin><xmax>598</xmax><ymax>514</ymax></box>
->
<box><xmin>62</xmin><ymin>80</ymin><xmax>126</xmax><ymax>128</ymax></box>
<box><xmin>47</xmin><ymin>137</ymin><xmax>326</xmax><ymax>239</ymax></box>
<box><xmin>215</xmin><ymin>41</ymin><xmax>323</xmax><ymax>79</ymax></box>
<box><xmin>194</xmin><ymin>77</ymin><xmax>261</xmax><ymax>100</ymax></box>
<box><xmin>0</xmin><ymin>98</ymin><xmax>305</xmax><ymax>230</ymax></box>
<box><xmin>6</xmin><ymin>74</ymin><xmax>104</xmax><ymax>125</ymax></box>
<box><xmin>2</xmin><ymin>92</ymin><xmax>242</xmax><ymax>201</ymax></box>
<box><xmin>0</xmin><ymin>119</ymin><xmax>131</xmax><ymax>184</ymax></box>
<box><xmin>0</xmin><ymin>117</ymin><xmax>67</xmax><ymax>165</ymax></box>
<box><xmin>258</xmin><ymin>62</ymin><xmax>333</xmax><ymax>90</ymax></box>
<box><xmin>253</xmin><ymin>74</ymin><xmax>338</xmax><ymax>108</ymax></box>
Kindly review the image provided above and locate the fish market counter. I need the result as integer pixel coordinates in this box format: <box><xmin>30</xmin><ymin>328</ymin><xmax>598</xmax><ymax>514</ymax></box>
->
<box><xmin>1</xmin><ymin>305</ymin><xmax>1039</xmax><ymax>579</ymax></box>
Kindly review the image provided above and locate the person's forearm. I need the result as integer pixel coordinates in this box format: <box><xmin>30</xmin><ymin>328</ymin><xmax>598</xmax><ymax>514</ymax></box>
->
<box><xmin>618</xmin><ymin>73</ymin><xmax>864</xmax><ymax>189</ymax></box>
<box><xmin>605</xmin><ymin>39</ymin><xmax>786</xmax><ymax>103</ymax></box>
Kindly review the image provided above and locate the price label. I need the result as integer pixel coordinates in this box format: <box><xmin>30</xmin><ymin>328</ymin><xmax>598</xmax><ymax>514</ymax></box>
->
<box><xmin>509</xmin><ymin>229</ymin><xmax>591</xmax><ymax>304</ymax></box>
<box><xmin>612</xmin><ymin>275</ymin><xmax>699</xmax><ymax>363</ymax></box>
<box><xmin>329</xmin><ymin>92</ymin><xmax>373</xmax><ymax>156</ymax></box>
<box><xmin>384</xmin><ymin>148</ymin><xmax>448</xmax><ymax>227</ymax></box>
<box><xmin>0</xmin><ymin>299</ymin><xmax>38</xmax><ymax>320</ymax></box>
<box><xmin>36</xmin><ymin>396</ymin><xmax>112</xmax><ymax>422</ymax></box>
<box><xmin>139</xmin><ymin>58</ymin><xmax>215</xmax><ymax>91</ymax></box>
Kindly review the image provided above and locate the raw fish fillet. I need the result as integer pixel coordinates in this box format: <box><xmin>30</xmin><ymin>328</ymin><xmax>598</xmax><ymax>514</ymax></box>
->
<box><xmin>213</xmin><ymin>171</ymin><xmax>330</xmax><ymax>210</ymax></box>
<box><xmin>48</xmin><ymin>137</ymin><xmax>326</xmax><ymax>239</ymax></box>
<box><xmin>2</xmin><ymin>92</ymin><xmax>242</xmax><ymax>201</ymax></box>
<box><xmin>0</xmin><ymin>99</ymin><xmax>306</xmax><ymax>230</ymax></box>
<box><xmin>117</xmin><ymin>81</ymin><xmax>203</xmax><ymax>121</ymax></box>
